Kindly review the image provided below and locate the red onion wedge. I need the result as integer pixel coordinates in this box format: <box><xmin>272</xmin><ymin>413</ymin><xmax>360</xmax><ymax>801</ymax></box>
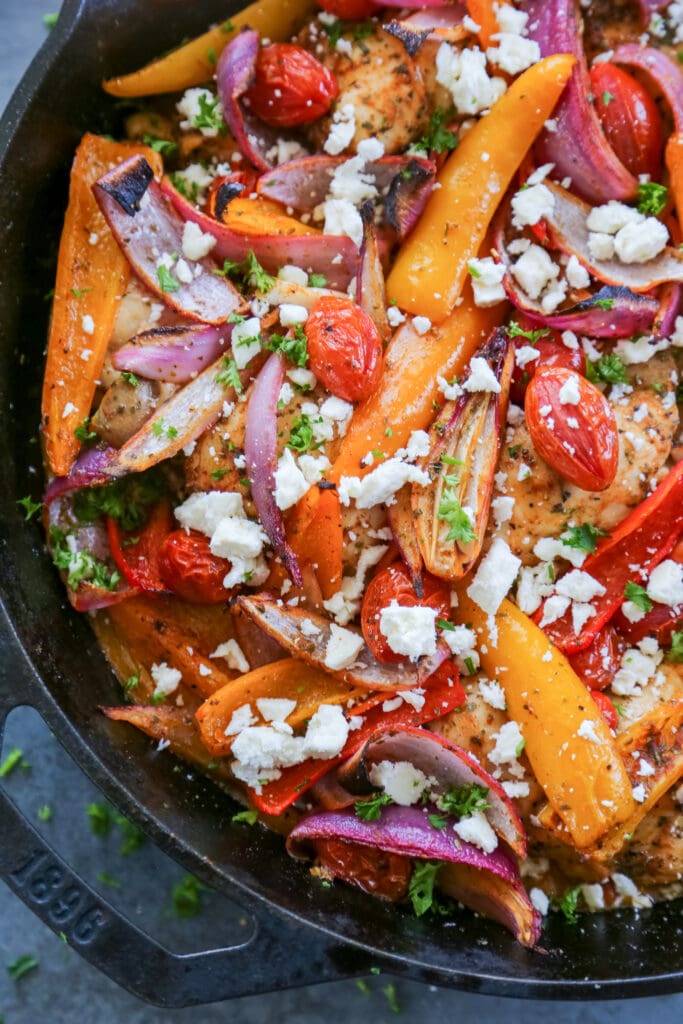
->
<box><xmin>386</xmin><ymin>5</ymin><xmax>470</xmax><ymax>51</ymax></box>
<box><xmin>216</xmin><ymin>29</ymin><xmax>283</xmax><ymax>173</ymax></box>
<box><xmin>337</xmin><ymin>725</ymin><xmax>526</xmax><ymax>857</ymax></box>
<box><xmin>411</xmin><ymin>329</ymin><xmax>513</xmax><ymax>582</ymax></box>
<box><xmin>245</xmin><ymin>353</ymin><xmax>302</xmax><ymax>587</ymax></box>
<box><xmin>287</xmin><ymin>805</ymin><xmax>539</xmax><ymax>947</ymax></box>
<box><xmin>655</xmin><ymin>281</ymin><xmax>682</xmax><ymax>338</ymax></box>
<box><xmin>162</xmin><ymin>177</ymin><xmax>357</xmax><ymax>292</ymax></box>
<box><xmin>93</xmin><ymin>157</ymin><xmax>244</xmax><ymax>325</ymax></box>
<box><xmin>112</xmin><ymin>324</ymin><xmax>231</xmax><ymax>384</ymax></box>
<box><xmin>503</xmin><ymin>280</ymin><xmax>659</xmax><ymax>339</ymax></box>
<box><xmin>525</xmin><ymin>0</ymin><xmax>637</xmax><ymax>203</ymax></box>
<box><xmin>357</xmin><ymin>202</ymin><xmax>390</xmax><ymax>343</ymax></box>
<box><xmin>102</xmin><ymin>351</ymin><xmax>261</xmax><ymax>479</ymax></box>
<box><xmin>236</xmin><ymin>593</ymin><xmax>448</xmax><ymax>691</ymax></box>
<box><xmin>387</xmin><ymin>487</ymin><xmax>424</xmax><ymax>592</ymax></box>
<box><xmin>256</xmin><ymin>155</ymin><xmax>436</xmax><ymax>239</ymax></box>
<box><xmin>44</xmin><ymin>445</ymin><xmax>115</xmax><ymax>506</ymax></box>
<box><xmin>612</xmin><ymin>44</ymin><xmax>683</xmax><ymax>133</ymax></box>
<box><xmin>542</xmin><ymin>181</ymin><xmax>683</xmax><ymax>291</ymax></box>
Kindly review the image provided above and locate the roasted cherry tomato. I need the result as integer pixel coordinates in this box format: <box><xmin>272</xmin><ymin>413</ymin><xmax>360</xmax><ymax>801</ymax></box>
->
<box><xmin>510</xmin><ymin>324</ymin><xmax>586</xmax><ymax>404</ymax></box>
<box><xmin>206</xmin><ymin>171</ymin><xmax>258</xmax><ymax>221</ymax></box>
<box><xmin>159</xmin><ymin>529</ymin><xmax>232</xmax><ymax>604</ymax></box>
<box><xmin>244</xmin><ymin>43</ymin><xmax>339</xmax><ymax>128</ymax></box>
<box><xmin>313</xmin><ymin>837</ymin><xmax>412</xmax><ymax>900</ymax></box>
<box><xmin>589</xmin><ymin>689</ymin><xmax>619</xmax><ymax>732</ymax></box>
<box><xmin>525</xmin><ymin>367</ymin><xmax>619</xmax><ymax>491</ymax></box>
<box><xmin>318</xmin><ymin>0</ymin><xmax>377</xmax><ymax>18</ymax></box>
<box><xmin>590</xmin><ymin>62</ymin><xmax>663</xmax><ymax>180</ymax></box>
<box><xmin>361</xmin><ymin>561</ymin><xmax>450</xmax><ymax>663</ymax></box>
<box><xmin>569</xmin><ymin>624</ymin><xmax>623</xmax><ymax>692</ymax></box>
<box><xmin>107</xmin><ymin>501</ymin><xmax>173</xmax><ymax>593</ymax></box>
<box><xmin>305</xmin><ymin>295</ymin><xmax>383</xmax><ymax>403</ymax></box>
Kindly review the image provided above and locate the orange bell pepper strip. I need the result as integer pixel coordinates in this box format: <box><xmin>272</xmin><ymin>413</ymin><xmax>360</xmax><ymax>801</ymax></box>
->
<box><xmin>195</xmin><ymin>658</ymin><xmax>366</xmax><ymax>757</ymax></box>
<box><xmin>287</xmin><ymin>486</ymin><xmax>344</xmax><ymax>599</ymax></box>
<box><xmin>220</xmin><ymin>197</ymin><xmax>319</xmax><ymax>237</ymax></box>
<box><xmin>536</xmin><ymin>697</ymin><xmax>683</xmax><ymax>861</ymax></box>
<box><xmin>42</xmin><ymin>134</ymin><xmax>162</xmax><ymax>477</ymax></box>
<box><xmin>103</xmin><ymin>0</ymin><xmax>317</xmax><ymax>97</ymax></box>
<box><xmin>386</xmin><ymin>53</ymin><xmax>576</xmax><ymax>322</ymax></box>
<box><xmin>454</xmin><ymin>589</ymin><xmax>635</xmax><ymax>850</ymax></box>
<box><xmin>666</xmin><ymin>132</ymin><xmax>683</xmax><ymax>227</ymax></box>
<box><xmin>465</xmin><ymin>0</ymin><xmax>500</xmax><ymax>48</ymax></box>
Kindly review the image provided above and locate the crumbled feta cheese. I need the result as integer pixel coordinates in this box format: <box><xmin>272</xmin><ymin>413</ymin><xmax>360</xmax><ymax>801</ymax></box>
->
<box><xmin>324</xmin><ymin>103</ymin><xmax>356</xmax><ymax>155</ymax></box>
<box><xmin>487</xmin><ymin>32</ymin><xmax>540</xmax><ymax>75</ymax></box>
<box><xmin>502</xmin><ymin>780</ymin><xmax>530</xmax><ymax>799</ymax></box>
<box><xmin>511</xmin><ymin>183</ymin><xmax>554</xmax><ymax>228</ymax></box>
<box><xmin>323</xmin><ymin>198</ymin><xmax>364</xmax><ymax>247</ymax></box>
<box><xmin>495</xmin><ymin>2</ymin><xmax>529</xmax><ymax>35</ymax></box>
<box><xmin>581</xmin><ymin>883</ymin><xmax>605</xmax><ymax>912</ymax></box>
<box><xmin>298</xmin><ymin>453</ymin><xmax>331</xmax><ymax>485</ymax></box>
<box><xmin>611</xmin><ymin>873</ymin><xmax>653</xmax><ymax>909</ymax></box>
<box><xmin>614</xmin><ymin>217</ymin><xmax>668</xmax><ymax>263</ymax></box>
<box><xmin>517</xmin><ymin>563</ymin><xmax>555</xmax><ymax>615</ymax></box>
<box><xmin>530</xmin><ymin>888</ymin><xmax>550</xmax><ymax>915</ymax></box>
<box><xmin>368</xmin><ymin>760</ymin><xmax>431</xmax><ymax>805</ymax></box>
<box><xmin>534</xmin><ymin>535</ymin><xmax>587</xmax><ymax>569</ymax></box>
<box><xmin>489</xmin><ymin>720</ymin><xmax>525</xmax><ymax>767</ymax></box>
<box><xmin>81</xmin><ymin>314</ymin><xmax>95</xmax><ymax>336</ymax></box>
<box><xmin>463</xmin><ymin>356</ymin><xmax>501</xmax><ymax>393</ymax></box>
<box><xmin>453</xmin><ymin>810</ymin><xmax>498</xmax><ymax>853</ymax></box>
<box><xmin>231</xmin><ymin>316</ymin><xmax>262</xmax><ymax>369</ymax></box>
<box><xmin>150</xmin><ymin>662</ymin><xmax>182</xmax><ymax>697</ymax></box>
<box><xmin>210</xmin><ymin>517</ymin><xmax>268</xmax><ymax>560</ymax></box>
<box><xmin>379</xmin><ymin>602</ymin><xmax>438</xmax><ymax>660</ymax></box>
<box><xmin>491</xmin><ymin>495</ymin><xmax>515</xmax><ymax>527</ymax></box>
<box><xmin>587</xmin><ymin>232</ymin><xmax>616</xmax><ymax>261</ymax></box>
<box><xmin>586</xmin><ymin>201</ymin><xmax>643</xmax><ymax>235</ymax></box>
<box><xmin>558</xmin><ymin>373</ymin><xmax>581</xmax><ymax>404</ymax></box>
<box><xmin>387</xmin><ymin>305</ymin><xmax>406</xmax><ymax>327</ymax></box>
<box><xmin>301</xmin><ymin>704</ymin><xmax>350</xmax><ymax>759</ymax></box>
<box><xmin>210</xmin><ymin>639</ymin><xmax>250</xmax><ymax>673</ymax></box>
<box><xmin>324</xmin><ymin>624</ymin><xmax>364</xmax><ymax>670</ymax></box>
<box><xmin>279</xmin><ymin>303</ymin><xmax>308</xmax><ymax>327</ymax></box>
<box><xmin>479</xmin><ymin>678</ymin><xmax>507</xmax><ymax>710</ymax></box>
<box><xmin>468</xmin><ymin>257</ymin><xmax>506</xmax><ymax>307</ymax></box>
<box><xmin>274</xmin><ymin>448</ymin><xmax>309</xmax><ymax>511</ymax></box>
<box><xmin>175</xmin><ymin>491</ymin><xmax>245</xmax><ymax>535</ymax></box>
<box><xmin>182</xmin><ymin>220</ymin><xmax>216</xmax><ymax>261</ymax></box>
<box><xmin>319</xmin><ymin>395</ymin><xmax>354</xmax><ymax>436</ymax></box>
<box><xmin>577</xmin><ymin>719</ymin><xmax>603</xmax><ymax>744</ymax></box>
<box><xmin>555</xmin><ymin>570</ymin><xmax>606</xmax><ymax>603</ymax></box>
<box><xmin>278</xmin><ymin>264</ymin><xmax>308</xmax><ymax>287</ymax></box>
<box><xmin>565</xmin><ymin>254</ymin><xmax>590</xmax><ymax>289</ymax></box>
<box><xmin>632</xmin><ymin>783</ymin><xmax>647</xmax><ymax>803</ymax></box>
<box><xmin>467</xmin><ymin>538</ymin><xmax>521</xmax><ymax>615</ymax></box>
<box><xmin>256</xmin><ymin>698</ymin><xmax>296</xmax><ymax>724</ymax></box>
<box><xmin>300</xmin><ymin>618</ymin><xmax>321</xmax><ymax>638</ymax></box>
<box><xmin>413</xmin><ymin>316</ymin><xmax>432</xmax><ymax>336</ymax></box>
<box><xmin>62</xmin><ymin>401</ymin><xmax>77</xmax><ymax>419</ymax></box>
<box><xmin>176</xmin><ymin>88</ymin><xmax>224</xmax><ymax>138</ymax></box>
<box><xmin>225</xmin><ymin>703</ymin><xmax>258</xmax><ymax>736</ymax></box>
<box><xmin>435</xmin><ymin>43</ymin><xmax>506</xmax><ymax>116</ymax></box>
<box><xmin>515</xmin><ymin>345</ymin><xmax>541</xmax><ymax>369</ymax></box>
<box><xmin>511</xmin><ymin>244</ymin><xmax>559</xmax><ymax>300</ymax></box>
<box><xmin>438</xmin><ymin>375</ymin><xmax>464</xmax><ymax>401</ymax></box>
<box><xmin>611</xmin><ymin>640</ymin><xmax>664</xmax><ymax>696</ymax></box>
<box><xmin>646</xmin><ymin>559</ymin><xmax>683</xmax><ymax>606</ymax></box>
<box><xmin>338</xmin><ymin>459</ymin><xmax>430</xmax><ymax>508</ymax></box>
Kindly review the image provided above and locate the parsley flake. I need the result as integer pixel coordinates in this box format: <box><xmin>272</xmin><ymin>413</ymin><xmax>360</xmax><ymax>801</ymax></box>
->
<box><xmin>265</xmin><ymin>325</ymin><xmax>309</xmax><ymax>366</ymax></box>
<box><xmin>354</xmin><ymin>791</ymin><xmax>393</xmax><ymax>821</ymax></box>
<box><xmin>17</xmin><ymin>495</ymin><xmax>42</xmax><ymax>521</ymax></box>
<box><xmin>437</xmin><ymin>487</ymin><xmax>476</xmax><ymax>545</ymax></box>
<box><xmin>624</xmin><ymin>580</ymin><xmax>653</xmax><ymax>613</ymax></box>
<box><xmin>232</xmin><ymin>808</ymin><xmax>258</xmax><ymax>825</ymax></box>
<box><xmin>556</xmin><ymin>885</ymin><xmax>581</xmax><ymax>924</ymax></box>
<box><xmin>170</xmin><ymin>874</ymin><xmax>205</xmax><ymax>919</ymax></box>
<box><xmin>157</xmin><ymin>264</ymin><xmax>180</xmax><ymax>293</ymax></box>
<box><xmin>7</xmin><ymin>954</ymin><xmax>38</xmax><ymax>981</ymax></box>
<box><xmin>438</xmin><ymin>783</ymin><xmax>490</xmax><ymax>818</ymax></box>
<box><xmin>637</xmin><ymin>181</ymin><xmax>668</xmax><ymax>217</ymax></box>
<box><xmin>414</xmin><ymin>109</ymin><xmax>458</xmax><ymax>155</ymax></box>
<box><xmin>506</xmin><ymin>320</ymin><xmax>550</xmax><ymax>344</ymax></box>
<box><xmin>667</xmin><ymin>630</ymin><xmax>683</xmax><ymax>663</ymax></box>
<box><xmin>409</xmin><ymin>861</ymin><xmax>442</xmax><ymax>917</ymax></box>
<box><xmin>142</xmin><ymin>135</ymin><xmax>178</xmax><ymax>157</ymax></box>
<box><xmin>215</xmin><ymin>356</ymin><xmax>243</xmax><ymax>393</ymax></box>
<box><xmin>561</xmin><ymin>523</ymin><xmax>608</xmax><ymax>554</ymax></box>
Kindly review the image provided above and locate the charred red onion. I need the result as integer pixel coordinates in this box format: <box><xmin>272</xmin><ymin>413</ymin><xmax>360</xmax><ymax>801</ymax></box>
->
<box><xmin>93</xmin><ymin>157</ymin><xmax>244</xmax><ymax>324</ymax></box>
<box><xmin>44</xmin><ymin>446</ymin><xmax>115</xmax><ymax>506</ymax></box>
<box><xmin>244</xmin><ymin>353</ymin><xmax>302</xmax><ymax>586</ymax></box>
<box><xmin>216</xmin><ymin>29</ymin><xmax>282</xmax><ymax>173</ymax></box>
<box><xmin>112</xmin><ymin>324</ymin><xmax>231</xmax><ymax>383</ymax></box>
<box><xmin>357</xmin><ymin>201</ymin><xmax>390</xmax><ymax>342</ymax></box>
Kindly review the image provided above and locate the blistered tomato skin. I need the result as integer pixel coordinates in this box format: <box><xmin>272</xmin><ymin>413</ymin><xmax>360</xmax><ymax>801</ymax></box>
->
<box><xmin>590</xmin><ymin>63</ymin><xmax>663</xmax><ymax>181</ymax></box>
<box><xmin>244</xmin><ymin>44</ymin><xmax>339</xmax><ymax>128</ymax></box>
<box><xmin>361</xmin><ymin>561</ymin><xmax>450</xmax><ymax>663</ymax></box>
<box><xmin>317</xmin><ymin>0</ymin><xmax>377</xmax><ymax>18</ymax></box>
<box><xmin>524</xmin><ymin>367</ymin><xmax>619</xmax><ymax>492</ymax></box>
<box><xmin>510</xmin><ymin>333</ymin><xmax>586</xmax><ymax>404</ymax></box>
<box><xmin>305</xmin><ymin>295</ymin><xmax>383</xmax><ymax>403</ymax></box>
<box><xmin>569</xmin><ymin>625</ymin><xmax>623</xmax><ymax>691</ymax></box>
<box><xmin>159</xmin><ymin>530</ymin><xmax>232</xmax><ymax>604</ymax></box>
<box><xmin>314</xmin><ymin>837</ymin><xmax>412</xmax><ymax>900</ymax></box>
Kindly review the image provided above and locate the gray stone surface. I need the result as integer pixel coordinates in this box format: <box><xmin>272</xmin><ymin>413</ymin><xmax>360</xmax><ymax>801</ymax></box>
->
<box><xmin>2</xmin><ymin>2</ymin><xmax>683</xmax><ymax>1021</ymax></box>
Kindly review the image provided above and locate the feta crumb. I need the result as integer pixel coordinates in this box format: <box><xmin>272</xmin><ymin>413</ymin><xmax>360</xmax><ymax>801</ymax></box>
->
<box><xmin>324</xmin><ymin>624</ymin><xmax>364</xmax><ymax>670</ymax></box>
<box><xmin>225</xmin><ymin>703</ymin><xmax>258</xmax><ymax>736</ymax></box>
<box><xmin>182</xmin><ymin>220</ymin><xmax>216</xmax><ymax>261</ymax></box>
<box><xmin>368</xmin><ymin>760</ymin><xmax>431</xmax><ymax>805</ymax></box>
<box><xmin>467</xmin><ymin>538</ymin><xmax>521</xmax><ymax>616</ymax></box>
<box><xmin>646</xmin><ymin>559</ymin><xmax>683</xmax><ymax>606</ymax></box>
<box><xmin>174</xmin><ymin>491</ymin><xmax>245</xmax><ymax>536</ymax></box>
<box><xmin>274</xmin><ymin>448</ymin><xmax>309</xmax><ymax>511</ymax></box>
<box><xmin>530</xmin><ymin>887</ymin><xmax>550</xmax><ymax>915</ymax></box>
<box><xmin>463</xmin><ymin>356</ymin><xmax>501</xmax><ymax>393</ymax></box>
<box><xmin>301</xmin><ymin>704</ymin><xmax>350</xmax><ymax>759</ymax></box>
<box><xmin>511</xmin><ymin>243</ymin><xmax>559</xmax><ymax>300</ymax></box>
<box><xmin>210</xmin><ymin>639</ymin><xmax>250</xmax><ymax>673</ymax></box>
<box><xmin>150</xmin><ymin>661</ymin><xmax>182</xmax><ymax>697</ymax></box>
<box><xmin>558</xmin><ymin>374</ymin><xmax>581</xmax><ymax>404</ymax></box>
<box><xmin>338</xmin><ymin>459</ymin><xmax>430</xmax><ymax>508</ymax></box>
<box><xmin>435</xmin><ymin>43</ymin><xmax>506</xmax><ymax>117</ymax></box>
<box><xmin>413</xmin><ymin>316</ymin><xmax>432</xmax><ymax>336</ymax></box>
<box><xmin>387</xmin><ymin>305</ymin><xmax>406</xmax><ymax>327</ymax></box>
<box><xmin>489</xmin><ymin>720</ymin><xmax>525</xmax><ymax>767</ymax></box>
<box><xmin>231</xmin><ymin>316</ymin><xmax>262</xmax><ymax>370</ymax></box>
<box><xmin>453</xmin><ymin>810</ymin><xmax>498</xmax><ymax>853</ymax></box>
<box><xmin>279</xmin><ymin>303</ymin><xmax>308</xmax><ymax>327</ymax></box>
<box><xmin>577</xmin><ymin>719</ymin><xmax>603</xmax><ymax>744</ymax></box>
<box><xmin>565</xmin><ymin>254</ymin><xmax>590</xmax><ymax>289</ymax></box>
<box><xmin>379</xmin><ymin>602</ymin><xmax>438</xmax><ymax>660</ymax></box>
<box><xmin>511</xmin><ymin>183</ymin><xmax>554</xmax><ymax>229</ymax></box>
<box><xmin>468</xmin><ymin>257</ymin><xmax>506</xmax><ymax>307</ymax></box>
<box><xmin>81</xmin><ymin>314</ymin><xmax>95</xmax><ymax>336</ymax></box>
<box><xmin>632</xmin><ymin>783</ymin><xmax>647</xmax><ymax>804</ymax></box>
<box><xmin>479</xmin><ymin>678</ymin><xmax>507</xmax><ymax>710</ymax></box>
<box><xmin>324</xmin><ymin>103</ymin><xmax>356</xmax><ymax>155</ymax></box>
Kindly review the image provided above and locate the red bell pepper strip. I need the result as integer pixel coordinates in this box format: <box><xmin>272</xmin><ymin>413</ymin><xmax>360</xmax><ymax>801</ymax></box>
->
<box><xmin>538</xmin><ymin>462</ymin><xmax>683</xmax><ymax>654</ymax></box>
<box><xmin>107</xmin><ymin>501</ymin><xmax>173</xmax><ymax>593</ymax></box>
<box><xmin>250</xmin><ymin>662</ymin><xmax>466</xmax><ymax>816</ymax></box>
<box><xmin>612</xmin><ymin>538</ymin><xmax>683</xmax><ymax>644</ymax></box>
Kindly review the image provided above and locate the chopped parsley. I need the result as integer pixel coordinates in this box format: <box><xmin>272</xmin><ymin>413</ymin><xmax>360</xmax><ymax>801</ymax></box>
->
<box><xmin>382</xmin><ymin>983</ymin><xmax>402</xmax><ymax>1015</ymax></box>
<box><xmin>17</xmin><ymin>495</ymin><xmax>42</xmax><ymax>521</ymax></box>
<box><xmin>115</xmin><ymin>814</ymin><xmax>146</xmax><ymax>856</ymax></box>
<box><xmin>86</xmin><ymin>801</ymin><xmax>113</xmax><ymax>836</ymax></box>
<box><xmin>0</xmin><ymin>747</ymin><xmax>27</xmax><ymax>778</ymax></box>
<box><xmin>7</xmin><ymin>954</ymin><xmax>39</xmax><ymax>981</ymax></box>
<box><xmin>221</xmin><ymin>18</ymin><xmax>235</xmax><ymax>33</ymax></box>
<box><xmin>73</xmin><ymin>468</ymin><xmax>164</xmax><ymax>532</ymax></box>
<box><xmin>593</xmin><ymin>297</ymin><xmax>615</xmax><ymax>311</ymax></box>
<box><xmin>561</xmin><ymin>522</ymin><xmax>608</xmax><ymax>554</ymax></box>
<box><xmin>354</xmin><ymin>791</ymin><xmax>393</xmax><ymax>822</ymax></box>
<box><xmin>157</xmin><ymin>264</ymin><xmax>180</xmax><ymax>293</ymax></box>
<box><xmin>169</xmin><ymin>171</ymin><xmax>200</xmax><ymax>203</ymax></box>
<box><xmin>438</xmin><ymin>783</ymin><xmax>490</xmax><ymax>818</ymax></box>
<box><xmin>152</xmin><ymin>418</ymin><xmax>178</xmax><ymax>440</ymax></box>
<box><xmin>207</xmin><ymin>47</ymin><xmax>217</xmax><ymax>66</ymax></box>
<box><xmin>170</xmin><ymin>874</ymin><xmax>205</xmax><ymax>919</ymax></box>
<box><xmin>37</xmin><ymin>804</ymin><xmax>53</xmax><ymax>822</ymax></box>
<box><xmin>437</xmin><ymin>487</ymin><xmax>477</xmax><ymax>545</ymax></box>
<box><xmin>506</xmin><ymin>320</ymin><xmax>550</xmax><ymax>344</ymax></box>
<box><xmin>464</xmin><ymin>656</ymin><xmax>476</xmax><ymax>676</ymax></box>
<box><xmin>215</xmin><ymin>249</ymin><xmax>275</xmax><ymax>293</ymax></box>
<box><xmin>232</xmin><ymin>808</ymin><xmax>258</xmax><ymax>825</ymax></box>
<box><xmin>602</xmin><ymin>90</ymin><xmax>614</xmax><ymax>105</ymax></box>
<box><xmin>265</xmin><ymin>325</ymin><xmax>309</xmax><ymax>366</ymax></box>
<box><xmin>637</xmin><ymin>181</ymin><xmax>668</xmax><ymax>217</ymax></box>
<box><xmin>215</xmin><ymin>356</ymin><xmax>243</xmax><ymax>393</ymax></box>
<box><xmin>624</xmin><ymin>580</ymin><xmax>653</xmax><ymax>613</ymax></box>
<box><xmin>287</xmin><ymin>413</ymin><xmax>322</xmax><ymax>453</ymax></box>
<box><xmin>73</xmin><ymin>417</ymin><xmax>97</xmax><ymax>442</ymax></box>
<box><xmin>86</xmin><ymin>798</ymin><xmax>146</xmax><ymax>853</ymax></box>
<box><xmin>468</xmin><ymin>263</ymin><xmax>482</xmax><ymax>279</ymax></box>
<box><xmin>308</xmin><ymin>273</ymin><xmax>328</xmax><ymax>288</ymax></box>
<box><xmin>667</xmin><ymin>630</ymin><xmax>683</xmax><ymax>663</ymax></box>
<box><xmin>409</xmin><ymin>860</ymin><xmax>443</xmax><ymax>917</ymax></box>
<box><xmin>428</xmin><ymin>812</ymin><xmax>448</xmax><ymax>830</ymax></box>
<box><xmin>194</xmin><ymin>92</ymin><xmax>228</xmax><ymax>136</ymax></box>
<box><xmin>97</xmin><ymin>871</ymin><xmax>122</xmax><ymax>889</ymax></box>
<box><xmin>43</xmin><ymin>12</ymin><xmax>58</xmax><ymax>28</ymax></box>
<box><xmin>142</xmin><ymin>134</ymin><xmax>178</xmax><ymax>157</ymax></box>
<box><xmin>50</xmin><ymin>526</ymin><xmax>120</xmax><ymax>591</ymax></box>
<box><xmin>586</xmin><ymin>353</ymin><xmax>627</xmax><ymax>385</ymax></box>
<box><xmin>120</xmin><ymin>371</ymin><xmax>140</xmax><ymax>388</ymax></box>
<box><xmin>556</xmin><ymin>885</ymin><xmax>581</xmax><ymax>925</ymax></box>
<box><xmin>210</xmin><ymin>467</ymin><xmax>229</xmax><ymax>481</ymax></box>
<box><xmin>414</xmin><ymin>109</ymin><xmax>458</xmax><ymax>155</ymax></box>
<box><xmin>70</xmin><ymin>286</ymin><xmax>93</xmax><ymax>299</ymax></box>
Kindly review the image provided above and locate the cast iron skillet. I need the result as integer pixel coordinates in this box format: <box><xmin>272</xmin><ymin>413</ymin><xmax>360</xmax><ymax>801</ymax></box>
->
<box><xmin>0</xmin><ymin>0</ymin><xmax>682</xmax><ymax>1008</ymax></box>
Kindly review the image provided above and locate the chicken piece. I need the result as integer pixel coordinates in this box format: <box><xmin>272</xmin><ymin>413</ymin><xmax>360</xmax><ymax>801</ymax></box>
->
<box><xmin>92</xmin><ymin>378</ymin><xmax>176</xmax><ymax>448</ymax></box>
<box><xmin>612</xmin><ymin>662</ymin><xmax>683</xmax><ymax>735</ymax></box>
<box><xmin>300</xmin><ymin>22</ymin><xmax>430</xmax><ymax>155</ymax></box>
<box><xmin>617</xmin><ymin>790</ymin><xmax>683</xmax><ymax>893</ymax></box>
<box><xmin>494</xmin><ymin>353</ymin><xmax>679</xmax><ymax>563</ymax></box>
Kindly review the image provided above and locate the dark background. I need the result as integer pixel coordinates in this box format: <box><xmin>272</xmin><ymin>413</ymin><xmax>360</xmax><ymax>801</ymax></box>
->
<box><xmin>1</xmin><ymin>2</ymin><xmax>683</xmax><ymax>1021</ymax></box>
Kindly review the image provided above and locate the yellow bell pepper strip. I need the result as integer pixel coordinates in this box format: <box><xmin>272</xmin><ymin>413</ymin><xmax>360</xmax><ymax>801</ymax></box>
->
<box><xmin>219</xmin><ymin>196</ymin><xmax>319</xmax><ymax>237</ymax></box>
<box><xmin>386</xmin><ymin>54</ymin><xmax>576</xmax><ymax>322</ymax></box>
<box><xmin>454</xmin><ymin>589</ymin><xmax>635</xmax><ymax>850</ymax></box>
<box><xmin>195</xmin><ymin>658</ymin><xmax>365</xmax><ymax>757</ymax></box>
<box><xmin>537</xmin><ymin>697</ymin><xmax>683</xmax><ymax>862</ymax></box>
<box><xmin>465</xmin><ymin>0</ymin><xmax>500</xmax><ymax>48</ymax></box>
<box><xmin>103</xmin><ymin>0</ymin><xmax>317</xmax><ymax>97</ymax></box>
<box><xmin>42</xmin><ymin>134</ymin><xmax>162</xmax><ymax>477</ymax></box>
